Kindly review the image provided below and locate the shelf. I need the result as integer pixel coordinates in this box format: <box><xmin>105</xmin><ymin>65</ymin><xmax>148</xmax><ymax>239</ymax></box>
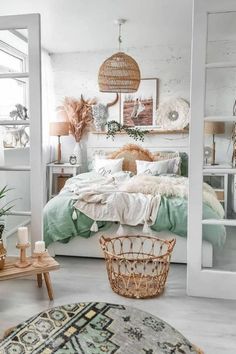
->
<box><xmin>47</xmin><ymin>162</ymin><xmax>81</xmax><ymax>167</ymax></box>
<box><xmin>91</xmin><ymin>129</ymin><xmax>189</xmax><ymax>135</ymax></box>
<box><xmin>0</xmin><ymin>120</ymin><xmax>30</xmax><ymax>126</ymax></box>
<box><xmin>204</xmin><ymin>116</ymin><xmax>235</xmax><ymax>122</ymax></box>
<box><xmin>6</xmin><ymin>211</ymin><xmax>31</xmax><ymax>217</ymax></box>
<box><xmin>202</xmin><ymin>219</ymin><xmax>236</xmax><ymax>226</ymax></box>
<box><xmin>0</xmin><ymin>72</ymin><xmax>29</xmax><ymax>79</ymax></box>
<box><xmin>206</xmin><ymin>62</ymin><xmax>236</xmax><ymax>69</ymax></box>
<box><xmin>203</xmin><ymin>165</ymin><xmax>234</xmax><ymax>174</ymax></box>
<box><xmin>0</xmin><ymin>165</ymin><xmax>31</xmax><ymax>171</ymax></box>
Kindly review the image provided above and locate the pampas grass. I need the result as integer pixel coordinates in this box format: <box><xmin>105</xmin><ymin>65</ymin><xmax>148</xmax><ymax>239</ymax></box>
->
<box><xmin>57</xmin><ymin>96</ymin><xmax>96</xmax><ymax>142</ymax></box>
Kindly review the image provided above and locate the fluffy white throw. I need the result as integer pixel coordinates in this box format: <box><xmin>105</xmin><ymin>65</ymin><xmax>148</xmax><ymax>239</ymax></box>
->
<box><xmin>120</xmin><ymin>175</ymin><xmax>224</xmax><ymax>218</ymax></box>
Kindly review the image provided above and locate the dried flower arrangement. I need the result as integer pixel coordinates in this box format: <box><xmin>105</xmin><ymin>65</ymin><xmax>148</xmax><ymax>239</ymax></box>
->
<box><xmin>57</xmin><ymin>96</ymin><xmax>96</xmax><ymax>142</ymax></box>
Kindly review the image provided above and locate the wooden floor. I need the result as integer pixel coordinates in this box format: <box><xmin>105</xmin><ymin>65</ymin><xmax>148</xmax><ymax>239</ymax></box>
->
<box><xmin>0</xmin><ymin>257</ymin><xmax>235</xmax><ymax>354</ymax></box>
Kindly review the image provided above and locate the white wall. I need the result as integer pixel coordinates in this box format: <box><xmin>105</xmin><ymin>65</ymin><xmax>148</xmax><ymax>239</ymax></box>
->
<box><xmin>51</xmin><ymin>44</ymin><xmax>191</xmax><ymax>166</ymax></box>
<box><xmin>50</xmin><ymin>40</ymin><xmax>236</xmax><ymax>167</ymax></box>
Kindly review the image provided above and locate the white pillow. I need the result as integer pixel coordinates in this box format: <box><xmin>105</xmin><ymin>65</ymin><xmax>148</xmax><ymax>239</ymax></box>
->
<box><xmin>94</xmin><ymin>158</ymin><xmax>124</xmax><ymax>176</ymax></box>
<box><xmin>136</xmin><ymin>157</ymin><xmax>180</xmax><ymax>176</ymax></box>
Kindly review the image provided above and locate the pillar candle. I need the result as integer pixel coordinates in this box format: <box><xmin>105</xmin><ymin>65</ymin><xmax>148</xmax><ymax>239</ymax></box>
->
<box><xmin>34</xmin><ymin>241</ymin><xmax>45</xmax><ymax>253</ymax></box>
<box><xmin>17</xmin><ymin>227</ymin><xmax>29</xmax><ymax>245</ymax></box>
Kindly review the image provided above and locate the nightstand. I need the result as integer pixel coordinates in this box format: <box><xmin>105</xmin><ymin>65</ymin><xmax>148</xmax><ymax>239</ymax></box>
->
<box><xmin>47</xmin><ymin>162</ymin><xmax>81</xmax><ymax>200</ymax></box>
<box><xmin>203</xmin><ymin>164</ymin><xmax>231</xmax><ymax>217</ymax></box>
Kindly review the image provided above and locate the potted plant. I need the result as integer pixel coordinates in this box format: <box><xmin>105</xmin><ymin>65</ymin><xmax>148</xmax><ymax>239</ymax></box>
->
<box><xmin>0</xmin><ymin>186</ymin><xmax>14</xmax><ymax>270</ymax></box>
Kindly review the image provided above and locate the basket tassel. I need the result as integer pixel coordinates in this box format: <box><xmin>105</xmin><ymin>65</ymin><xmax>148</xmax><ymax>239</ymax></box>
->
<box><xmin>143</xmin><ymin>221</ymin><xmax>150</xmax><ymax>234</ymax></box>
<box><xmin>117</xmin><ymin>223</ymin><xmax>125</xmax><ymax>236</ymax></box>
<box><xmin>72</xmin><ymin>209</ymin><xmax>77</xmax><ymax>220</ymax></box>
<box><xmin>90</xmin><ymin>220</ymin><xmax>98</xmax><ymax>232</ymax></box>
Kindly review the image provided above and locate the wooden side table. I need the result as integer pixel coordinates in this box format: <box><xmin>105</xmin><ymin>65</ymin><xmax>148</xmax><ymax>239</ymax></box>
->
<box><xmin>0</xmin><ymin>254</ymin><xmax>59</xmax><ymax>300</ymax></box>
<box><xmin>47</xmin><ymin>162</ymin><xmax>81</xmax><ymax>200</ymax></box>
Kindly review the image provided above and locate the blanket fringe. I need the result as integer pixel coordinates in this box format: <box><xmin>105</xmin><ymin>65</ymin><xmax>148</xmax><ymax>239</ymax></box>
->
<box><xmin>90</xmin><ymin>220</ymin><xmax>98</xmax><ymax>232</ymax></box>
<box><xmin>72</xmin><ymin>209</ymin><xmax>78</xmax><ymax>220</ymax></box>
<box><xmin>117</xmin><ymin>223</ymin><xmax>125</xmax><ymax>236</ymax></box>
<box><xmin>143</xmin><ymin>221</ymin><xmax>150</xmax><ymax>234</ymax></box>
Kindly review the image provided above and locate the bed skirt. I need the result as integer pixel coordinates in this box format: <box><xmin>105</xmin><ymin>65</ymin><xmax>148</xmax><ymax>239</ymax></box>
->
<box><xmin>48</xmin><ymin>224</ymin><xmax>213</xmax><ymax>267</ymax></box>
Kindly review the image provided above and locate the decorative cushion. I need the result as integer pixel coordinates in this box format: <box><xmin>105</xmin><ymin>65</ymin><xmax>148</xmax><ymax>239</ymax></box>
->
<box><xmin>152</xmin><ymin>151</ymin><xmax>180</xmax><ymax>161</ymax></box>
<box><xmin>152</xmin><ymin>151</ymin><xmax>189</xmax><ymax>176</ymax></box>
<box><xmin>109</xmin><ymin>144</ymin><xmax>154</xmax><ymax>174</ymax></box>
<box><xmin>136</xmin><ymin>157</ymin><xmax>181</xmax><ymax>175</ymax></box>
<box><xmin>89</xmin><ymin>145</ymin><xmax>188</xmax><ymax>176</ymax></box>
<box><xmin>94</xmin><ymin>158</ymin><xmax>124</xmax><ymax>175</ymax></box>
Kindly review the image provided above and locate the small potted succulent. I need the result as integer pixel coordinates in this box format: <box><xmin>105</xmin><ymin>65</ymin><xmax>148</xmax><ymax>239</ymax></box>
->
<box><xmin>0</xmin><ymin>186</ymin><xmax>14</xmax><ymax>270</ymax></box>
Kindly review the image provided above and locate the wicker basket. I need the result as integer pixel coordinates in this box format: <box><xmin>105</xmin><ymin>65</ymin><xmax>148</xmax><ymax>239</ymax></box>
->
<box><xmin>100</xmin><ymin>235</ymin><xmax>176</xmax><ymax>299</ymax></box>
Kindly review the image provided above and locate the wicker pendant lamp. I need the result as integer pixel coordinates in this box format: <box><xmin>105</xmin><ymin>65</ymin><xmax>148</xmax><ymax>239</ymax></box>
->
<box><xmin>98</xmin><ymin>19</ymin><xmax>141</xmax><ymax>93</ymax></box>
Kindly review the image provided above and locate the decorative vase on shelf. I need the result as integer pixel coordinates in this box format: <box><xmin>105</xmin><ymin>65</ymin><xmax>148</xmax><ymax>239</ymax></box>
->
<box><xmin>0</xmin><ymin>224</ymin><xmax>6</xmax><ymax>270</ymax></box>
<box><xmin>73</xmin><ymin>141</ymin><xmax>82</xmax><ymax>165</ymax></box>
<box><xmin>92</xmin><ymin>104</ymin><xmax>108</xmax><ymax>132</ymax></box>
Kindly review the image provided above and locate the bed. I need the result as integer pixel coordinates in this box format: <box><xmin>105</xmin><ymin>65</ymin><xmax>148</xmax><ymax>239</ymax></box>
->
<box><xmin>45</xmin><ymin>144</ymin><xmax>226</xmax><ymax>267</ymax></box>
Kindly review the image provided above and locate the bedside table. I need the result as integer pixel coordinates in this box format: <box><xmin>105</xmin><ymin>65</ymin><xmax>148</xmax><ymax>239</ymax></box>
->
<box><xmin>47</xmin><ymin>162</ymin><xmax>81</xmax><ymax>200</ymax></box>
<box><xmin>203</xmin><ymin>164</ymin><xmax>232</xmax><ymax>217</ymax></box>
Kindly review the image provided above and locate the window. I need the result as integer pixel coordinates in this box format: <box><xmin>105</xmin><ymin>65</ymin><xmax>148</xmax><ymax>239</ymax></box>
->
<box><xmin>0</xmin><ymin>33</ymin><xmax>29</xmax><ymax>148</ymax></box>
<box><xmin>0</xmin><ymin>41</ymin><xmax>28</xmax><ymax>120</ymax></box>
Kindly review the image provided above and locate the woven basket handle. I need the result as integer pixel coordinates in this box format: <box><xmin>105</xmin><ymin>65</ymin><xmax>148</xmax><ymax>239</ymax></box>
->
<box><xmin>168</xmin><ymin>238</ymin><xmax>176</xmax><ymax>252</ymax></box>
<box><xmin>99</xmin><ymin>235</ymin><xmax>111</xmax><ymax>250</ymax></box>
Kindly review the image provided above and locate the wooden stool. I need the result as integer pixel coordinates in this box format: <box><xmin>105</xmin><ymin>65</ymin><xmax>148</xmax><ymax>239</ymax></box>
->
<box><xmin>0</xmin><ymin>255</ymin><xmax>59</xmax><ymax>300</ymax></box>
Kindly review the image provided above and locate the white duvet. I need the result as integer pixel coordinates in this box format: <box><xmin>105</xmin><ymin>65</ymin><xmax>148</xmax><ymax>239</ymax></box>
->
<box><xmin>68</xmin><ymin>172</ymin><xmax>224</xmax><ymax>233</ymax></box>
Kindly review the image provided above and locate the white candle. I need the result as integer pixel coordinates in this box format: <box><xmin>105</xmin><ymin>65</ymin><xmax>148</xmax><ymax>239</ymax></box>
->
<box><xmin>17</xmin><ymin>227</ymin><xmax>29</xmax><ymax>245</ymax></box>
<box><xmin>34</xmin><ymin>241</ymin><xmax>45</xmax><ymax>253</ymax></box>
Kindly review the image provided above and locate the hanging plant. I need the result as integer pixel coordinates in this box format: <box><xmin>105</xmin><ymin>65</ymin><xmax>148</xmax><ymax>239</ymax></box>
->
<box><xmin>106</xmin><ymin>120</ymin><xmax>148</xmax><ymax>142</ymax></box>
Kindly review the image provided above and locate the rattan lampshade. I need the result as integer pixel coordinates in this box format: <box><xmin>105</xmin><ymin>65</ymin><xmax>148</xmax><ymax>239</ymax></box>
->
<box><xmin>98</xmin><ymin>51</ymin><xmax>141</xmax><ymax>93</ymax></box>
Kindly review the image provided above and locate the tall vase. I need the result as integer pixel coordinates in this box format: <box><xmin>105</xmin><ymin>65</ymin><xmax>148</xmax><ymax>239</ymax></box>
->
<box><xmin>0</xmin><ymin>224</ymin><xmax>6</xmax><ymax>270</ymax></box>
<box><xmin>73</xmin><ymin>141</ymin><xmax>82</xmax><ymax>165</ymax></box>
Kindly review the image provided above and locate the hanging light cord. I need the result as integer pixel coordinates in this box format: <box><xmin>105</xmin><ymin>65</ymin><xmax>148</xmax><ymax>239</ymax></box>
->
<box><xmin>118</xmin><ymin>23</ymin><xmax>122</xmax><ymax>51</ymax></box>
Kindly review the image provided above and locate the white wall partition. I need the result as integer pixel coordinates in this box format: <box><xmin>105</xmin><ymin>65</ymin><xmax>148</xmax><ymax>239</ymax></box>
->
<box><xmin>188</xmin><ymin>0</ymin><xmax>236</xmax><ymax>299</ymax></box>
<box><xmin>0</xmin><ymin>14</ymin><xmax>42</xmax><ymax>247</ymax></box>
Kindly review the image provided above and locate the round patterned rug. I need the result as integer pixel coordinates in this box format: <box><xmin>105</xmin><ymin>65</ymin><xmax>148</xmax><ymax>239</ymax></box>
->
<box><xmin>0</xmin><ymin>302</ymin><xmax>203</xmax><ymax>354</ymax></box>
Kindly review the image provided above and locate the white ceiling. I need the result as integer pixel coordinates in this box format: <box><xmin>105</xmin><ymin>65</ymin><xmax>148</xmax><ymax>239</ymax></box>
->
<box><xmin>0</xmin><ymin>0</ymin><xmax>236</xmax><ymax>54</ymax></box>
<box><xmin>0</xmin><ymin>0</ymin><xmax>193</xmax><ymax>53</ymax></box>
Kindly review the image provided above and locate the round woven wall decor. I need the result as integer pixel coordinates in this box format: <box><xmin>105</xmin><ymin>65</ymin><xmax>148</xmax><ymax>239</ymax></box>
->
<box><xmin>98</xmin><ymin>51</ymin><xmax>141</xmax><ymax>93</ymax></box>
<box><xmin>156</xmin><ymin>98</ymin><xmax>190</xmax><ymax>130</ymax></box>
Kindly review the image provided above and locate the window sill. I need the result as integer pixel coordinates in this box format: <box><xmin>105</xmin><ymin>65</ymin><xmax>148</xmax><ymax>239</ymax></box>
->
<box><xmin>4</xmin><ymin>146</ymin><xmax>30</xmax><ymax>151</ymax></box>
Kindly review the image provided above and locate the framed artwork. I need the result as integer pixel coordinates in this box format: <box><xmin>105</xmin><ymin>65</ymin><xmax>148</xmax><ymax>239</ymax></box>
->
<box><xmin>121</xmin><ymin>78</ymin><xmax>159</xmax><ymax>127</ymax></box>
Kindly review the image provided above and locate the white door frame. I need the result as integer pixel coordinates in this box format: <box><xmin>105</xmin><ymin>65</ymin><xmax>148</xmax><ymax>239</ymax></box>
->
<box><xmin>0</xmin><ymin>14</ymin><xmax>43</xmax><ymax>247</ymax></box>
<box><xmin>188</xmin><ymin>0</ymin><xmax>236</xmax><ymax>299</ymax></box>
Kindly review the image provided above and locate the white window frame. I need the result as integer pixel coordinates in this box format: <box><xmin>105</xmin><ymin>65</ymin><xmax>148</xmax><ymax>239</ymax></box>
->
<box><xmin>0</xmin><ymin>14</ymin><xmax>43</xmax><ymax>246</ymax></box>
<box><xmin>0</xmin><ymin>39</ymin><xmax>28</xmax><ymax>120</ymax></box>
<box><xmin>188</xmin><ymin>0</ymin><xmax>236</xmax><ymax>300</ymax></box>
